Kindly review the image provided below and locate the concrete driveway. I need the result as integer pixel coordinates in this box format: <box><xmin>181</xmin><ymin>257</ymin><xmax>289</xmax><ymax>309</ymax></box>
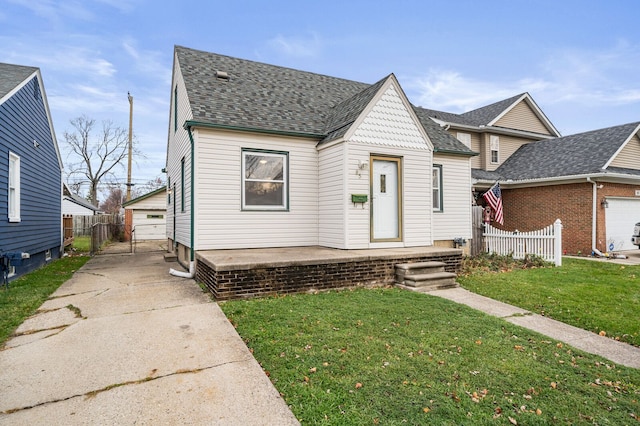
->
<box><xmin>0</xmin><ymin>246</ymin><xmax>299</xmax><ymax>425</ymax></box>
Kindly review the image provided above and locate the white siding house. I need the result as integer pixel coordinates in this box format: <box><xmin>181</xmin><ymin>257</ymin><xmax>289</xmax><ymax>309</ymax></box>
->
<box><xmin>166</xmin><ymin>46</ymin><xmax>476</xmax><ymax>267</ymax></box>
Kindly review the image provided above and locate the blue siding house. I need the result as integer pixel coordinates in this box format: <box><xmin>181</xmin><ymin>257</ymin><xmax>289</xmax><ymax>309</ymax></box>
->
<box><xmin>0</xmin><ymin>63</ymin><xmax>63</xmax><ymax>280</ymax></box>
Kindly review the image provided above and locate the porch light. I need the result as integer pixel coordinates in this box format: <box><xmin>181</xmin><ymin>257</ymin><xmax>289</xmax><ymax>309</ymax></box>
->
<box><xmin>601</xmin><ymin>198</ymin><xmax>609</xmax><ymax>208</ymax></box>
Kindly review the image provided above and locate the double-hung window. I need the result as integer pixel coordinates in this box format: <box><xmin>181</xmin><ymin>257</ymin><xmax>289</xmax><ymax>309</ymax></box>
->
<box><xmin>242</xmin><ymin>149</ymin><xmax>288</xmax><ymax>210</ymax></box>
<box><xmin>490</xmin><ymin>135</ymin><xmax>499</xmax><ymax>164</ymax></box>
<box><xmin>432</xmin><ymin>165</ymin><xmax>443</xmax><ymax>212</ymax></box>
<box><xmin>8</xmin><ymin>152</ymin><xmax>20</xmax><ymax>222</ymax></box>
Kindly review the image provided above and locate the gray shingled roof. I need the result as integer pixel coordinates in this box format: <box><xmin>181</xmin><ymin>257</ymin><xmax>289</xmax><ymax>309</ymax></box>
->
<box><xmin>495</xmin><ymin>122</ymin><xmax>640</xmax><ymax>180</ymax></box>
<box><xmin>177</xmin><ymin>46</ymin><xmax>368</xmax><ymax>136</ymax></box>
<box><xmin>472</xmin><ymin>168</ymin><xmax>503</xmax><ymax>182</ymax></box>
<box><xmin>176</xmin><ymin>46</ymin><xmax>474</xmax><ymax>155</ymax></box>
<box><xmin>420</xmin><ymin>94</ymin><xmax>524</xmax><ymax>127</ymax></box>
<box><xmin>460</xmin><ymin>93</ymin><xmax>524</xmax><ymax>126</ymax></box>
<box><xmin>0</xmin><ymin>62</ymin><xmax>38</xmax><ymax>100</ymax></box>
<box><xmin>413</xmin><ymin>107</ymin><xmax>476</xmax><ymax>154</ymax></box>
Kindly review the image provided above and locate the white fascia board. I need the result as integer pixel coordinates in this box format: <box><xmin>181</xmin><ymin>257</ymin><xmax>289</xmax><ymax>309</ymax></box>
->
<box><xmin>602</xmin><ymin>123</ymin><xmax>640</xmax><ymax>169</ymax></box>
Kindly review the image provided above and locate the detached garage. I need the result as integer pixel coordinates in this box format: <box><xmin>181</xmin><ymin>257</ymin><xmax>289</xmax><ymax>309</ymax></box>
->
<box><xmin>123</xmin><ymin>187</ymin><xmax>167</xmax><ymax>241</ymax></box>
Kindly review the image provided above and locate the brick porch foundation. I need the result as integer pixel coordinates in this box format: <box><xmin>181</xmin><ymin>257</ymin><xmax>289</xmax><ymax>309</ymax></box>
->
<box><xmin>195</xmin><ymin>247</ymin><xmax>462</xmax><ymax>300</ymax></box>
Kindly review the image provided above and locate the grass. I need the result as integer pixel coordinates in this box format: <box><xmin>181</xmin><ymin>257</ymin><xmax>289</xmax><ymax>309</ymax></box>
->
<box><xmin>0</xmin><ymin>255</ymin><xmax>90</xmax><ymax>345</ymax></box>
<box><xmin>220</xmin><ymin>288</ymin><xmax>640</xmax><ymax>425</ymax></box>
<box><xmin>71</xmin><ymin>235</ymin><xmax>91</xmax><ymax>253</ymax></box>
<box><xmin>458</xmin><ymin>256</ymin><xmax>640</xmax><ymax>347</ymax></box>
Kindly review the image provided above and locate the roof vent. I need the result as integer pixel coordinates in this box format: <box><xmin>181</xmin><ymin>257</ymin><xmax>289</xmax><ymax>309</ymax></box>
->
<box><xmin>215</xmin><ymin>71</ymin><xmax>229</xmax><ymax>81</ymax></box>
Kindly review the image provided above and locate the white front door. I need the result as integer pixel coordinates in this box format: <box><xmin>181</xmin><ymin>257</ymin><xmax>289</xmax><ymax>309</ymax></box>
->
<box><xmin>371</xmin><ymin>157</ymin><xmax>401</xmax><ymax>241</ymax></box>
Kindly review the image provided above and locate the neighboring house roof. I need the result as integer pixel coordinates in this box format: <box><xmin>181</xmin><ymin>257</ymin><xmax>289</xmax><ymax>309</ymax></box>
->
<box><xmin>175</xmin><ymin>46</ymin><xmax>474</xmax><ymax>156</ymax></box>
<box><xmin>422</xmin><ymin>92</ymin><xmax>560</xmax><ymax>137</ymax></box>
<box><xmin>123</xmin><ymin>186</ymin><xmax>167</xmax><ymax>208</ymax></box>
<box><xmin>0</xmin><ymin>63</ymin><xmax>38</xmax><ymax>101</ymax></box>
<box><xmin>65</xmin><ymin>193</ymin><xmax>100</xmax><ymax>212</ymax></box>
<box><xmin>495</xmin><ymin>121</ymin><xmax>640</xmax><ymax>181</ymax></box>
<box><xmin>63</xmin><ymin>184</ymin><xmax>100</xmax><ymax>212</ymax></box>
<box><xmin>0</xmin><ymin>62</ymin><xmax>63</xmax><ymax>172</ymax></box>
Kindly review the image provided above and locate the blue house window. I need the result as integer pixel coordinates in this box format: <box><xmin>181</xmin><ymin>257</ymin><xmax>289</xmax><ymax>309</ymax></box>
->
<box><xmin>8</xmin><ymin>152</ymin><xmax>20</xmax><ymax>222</ymax></box>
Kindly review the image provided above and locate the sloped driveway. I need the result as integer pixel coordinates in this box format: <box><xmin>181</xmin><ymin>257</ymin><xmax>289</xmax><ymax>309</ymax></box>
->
<box><xmin>0</xmin><ymin>247</ymin><xmax>299</xmax><ymax>425</ymax></box>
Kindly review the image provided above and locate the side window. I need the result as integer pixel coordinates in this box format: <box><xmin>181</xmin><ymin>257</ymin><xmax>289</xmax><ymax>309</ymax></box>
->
<box><xmin>242</xmin><ymin>149</ymin><xmax>288</xmax><ymax>210</ymax></box>
<box><xmin>432</xmin><ymin>165</ymin><xmax>443</xmax><ymax>212</ymax></box>
<box><xmin>180</xmin><ymin>157</ymin><xmax>185</xmax><ymax>212</ymax></box>
<box><xmin>457</xmin><ymin>132</ymin><xmax>471</xmax><ymax>149</ymax></box>
<box><xmin>8</xmin><ymin>152</ymin><xmax>20</xmax><ymax>222</ymax></box>
<box><xmin>490</xmin><ymin>135</ymin><xmax>499</xmax><ymax>164</ymax></box>
<box><xmin>174</xmin><ymin>86</ymin><xmax>178</xmax><ymax>132</ymax></box>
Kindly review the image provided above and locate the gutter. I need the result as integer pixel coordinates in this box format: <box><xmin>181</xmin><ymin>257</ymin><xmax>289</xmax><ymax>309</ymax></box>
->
<box><xmin>183</xmin><ymin>120</ymin><xmax>324</xmax><ymax>139</ymax></box>
<box><xmin>169</xmin><ymin>124</ymin><xmax>196</xmax><ymax>278</ymax></box>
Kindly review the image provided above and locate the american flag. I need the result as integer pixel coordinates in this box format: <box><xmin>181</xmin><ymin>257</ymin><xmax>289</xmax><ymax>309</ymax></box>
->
<box><xmin>483</xmin><ymin>183</ymin><xmax>504</xmax><ymax>225</ymax></box>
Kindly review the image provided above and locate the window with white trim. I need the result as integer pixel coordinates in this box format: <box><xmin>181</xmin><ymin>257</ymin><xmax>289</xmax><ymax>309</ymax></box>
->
<box><xmin>432</xmin><ymin>165</ymin><xmax>443</xmax><ymax>212</ymax></box>
<box><xmin>242</xmin><ymin>150</ymin><xmax>288</xmax><ymax>210</ymax></box>
<box><xmin>457</xmin><ymin>132</ymin><xmax>471</xmax><ymax>149</ymax></box>
<box><xmin>490</xmin><ymin>135</ymin><xmax>499</xmax><ymax>164</ymax></box>
<box><xmin>8</xmin><ymin>152</ymin><xmax>20</xmax><ymax>222</ymax></box>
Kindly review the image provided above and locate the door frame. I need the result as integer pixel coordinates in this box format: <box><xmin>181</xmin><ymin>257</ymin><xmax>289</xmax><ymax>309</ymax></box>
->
<box><xmin>369</xmin><ymin>155</ymin><xmax>403</xmax><ymax>242</ymax></box>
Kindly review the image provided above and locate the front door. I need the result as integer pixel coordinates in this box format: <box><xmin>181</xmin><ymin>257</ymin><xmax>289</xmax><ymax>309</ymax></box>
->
<box><xmin>371</xmin><ymin>157</ymin><xmax>402</xmax><ymax>241</ymax></box>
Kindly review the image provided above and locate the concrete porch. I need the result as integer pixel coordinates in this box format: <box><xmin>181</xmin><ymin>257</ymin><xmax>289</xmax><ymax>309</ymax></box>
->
<box><xmin>194</xmin><ymin>246</ymin><xmax>463</xmax><ymax>300</ymax></box>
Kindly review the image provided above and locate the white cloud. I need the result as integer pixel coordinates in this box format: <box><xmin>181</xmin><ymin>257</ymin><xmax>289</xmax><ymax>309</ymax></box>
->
<box><xmin>266</xmin><ymin>32</ymin><xmax>322</xmax><ymax>58</ymax></box>
<box><xmin>406</xmin><ymin>40</ymin><xmax>640</xmax><ymax>117</ymax></box>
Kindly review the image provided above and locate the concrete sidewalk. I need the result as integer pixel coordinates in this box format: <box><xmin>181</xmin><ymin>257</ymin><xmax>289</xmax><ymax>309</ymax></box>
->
<box><xmin>430</xmin><ymin>287</ymin><xmax>640</xmax><ymax>369</ymax></box>
<box><xmin>0</xmin><ymin>248</ymin><xmax>299</xmax><ymax>425</ymax></box>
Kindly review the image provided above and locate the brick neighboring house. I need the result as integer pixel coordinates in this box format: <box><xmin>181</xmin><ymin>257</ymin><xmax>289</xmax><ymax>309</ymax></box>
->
<box><xmin>481</xmin><ymin>122</ymin><xmax>640</xmax><ymax>254</ymax></box>
<box><xmin>422</xmin><ymin>93</ymin><xmax>640</xmax><ymax>255</ymax></box>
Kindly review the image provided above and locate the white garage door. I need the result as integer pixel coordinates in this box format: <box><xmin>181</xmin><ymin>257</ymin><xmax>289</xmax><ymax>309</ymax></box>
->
<box><xmin>133</xmin><ymin>210</ymin><xmax>166</xmax><ymax>240</ymax></box>
<box><xmin>605</xmin><ymin>198</ymin><xmax>640</xmax><ymax>251</ymax></box>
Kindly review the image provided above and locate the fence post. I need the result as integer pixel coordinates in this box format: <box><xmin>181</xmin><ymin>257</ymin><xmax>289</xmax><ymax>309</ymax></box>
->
<box><xmin>554</xmin><ymin>219</ymin><xmax>563</xmax><ymax>267</ymax></box>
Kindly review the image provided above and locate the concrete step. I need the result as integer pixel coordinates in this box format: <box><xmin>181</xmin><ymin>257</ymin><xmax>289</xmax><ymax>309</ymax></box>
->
<box><xmin>395</xmin><ymin>261</ymin><xmax>446</xmax><ymax>282</ymax></box>
<box><xmin>401</xmin><ymin>271</ymin><xmax>458</xmax><ymax>289</ymax></box>
<box><xmin>163</xmin><ymin>252</ymin><xmax>178</xmax><ymax>262</ymax></box>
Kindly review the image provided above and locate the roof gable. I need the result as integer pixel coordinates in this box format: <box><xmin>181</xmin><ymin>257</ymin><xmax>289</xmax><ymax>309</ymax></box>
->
<box><xmin>345</xmin><ymin>75</ymin><xmax>432</xmax><ymax>150</ymax></box>
<box><xmin>421</xmin><ymin>93</ymin><xmax>560</xmax><ymax>137</ymax></box>
<box><xmin>0</xmin><ymin>63</ymin><xmax>38</xmax><ymax>103</ymax></box>
<box><xmin>123</xmin><ymin>186</ymin><xmax>167</xmax><ymax>208</ymax></box>
<box><xmin>492</xmin><ymin>95</ymin><xmax>559</xmax><ymax>136</ymax></box>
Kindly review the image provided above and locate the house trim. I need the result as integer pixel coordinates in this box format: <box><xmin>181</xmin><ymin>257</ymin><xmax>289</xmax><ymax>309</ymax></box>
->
<box><xmin>184</xmin><ymin>120</ymin><xmax>324</xmax><ymax>140</ymax></box>
<box><xmin>430</xmin><ymin>117</ymin><xmax>558</xmax><ymax>140</ymax></box>
<box><xmin>487</xmin><ymin>93</ymin><xmax>561</xmax><ymax>137</ymax></box>
<box><xmin>602</xmin><ymin>123</ymin><xmax>640</xmax><ymax>169</ymax></box>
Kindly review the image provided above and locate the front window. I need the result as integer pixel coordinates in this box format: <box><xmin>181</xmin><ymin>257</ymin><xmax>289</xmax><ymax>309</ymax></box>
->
<box><xmin>8</xmin><ymin>152</ymin><xmax>20</xmax><ymax>222</ymax></box>
<box><xmin>432</xmin><ymin>165</ymin><xmax>443</xmax><ymax>212</ymax></box>
<box><xmin>242</xmin><ymin>150</ymin><xmax>288</xmax><ymax>210</ymax></box>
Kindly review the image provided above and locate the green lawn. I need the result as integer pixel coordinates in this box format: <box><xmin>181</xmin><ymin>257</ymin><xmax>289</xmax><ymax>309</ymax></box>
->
<box><xmin>220</xmin><ymin>288</ymin><xmax>640</xmax><ymax>425</ymax></box>
<box><xmin>458</xmin><ymin>257</ymin><xmax>640</xmax><ymax>347</ymax></box>
<box><xmin>71</xmin><ymin>235</ymin><xmax>91</xmax><ymax>253</ymax></box>
<box><xmin>0</xmin><ymin>255</ymin><xmax>90</xmax><ymax>345</ymax></box>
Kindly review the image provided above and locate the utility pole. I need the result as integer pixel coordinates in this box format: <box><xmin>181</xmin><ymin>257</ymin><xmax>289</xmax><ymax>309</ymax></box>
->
<box><xmin>126</xmin><ymin>92</ymin><xmax>133</xmax><ymax>201</ymax></box>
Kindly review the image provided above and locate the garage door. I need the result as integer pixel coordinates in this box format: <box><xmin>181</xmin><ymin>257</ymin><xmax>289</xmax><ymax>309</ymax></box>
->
<box><xmin>605</xmin><ymin>198</ymin><xmax>640</xmax><ymax>251</ymax></box>
<box><xmin>133</xmin><ymin>210</ymin><xmax>166</xmax><ymax>240</ymax></box>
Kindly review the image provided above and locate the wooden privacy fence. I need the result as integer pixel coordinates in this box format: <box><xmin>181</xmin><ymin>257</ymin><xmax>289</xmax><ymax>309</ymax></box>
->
<box><xmin>484</xmin><ymin>219</ymin><xmax>563</xmax><ymax>266</ymax></box>
<box><xmin>73</xmin><ymin>214</ymin><xmax>122</xmax><ymax>236</ymax></box>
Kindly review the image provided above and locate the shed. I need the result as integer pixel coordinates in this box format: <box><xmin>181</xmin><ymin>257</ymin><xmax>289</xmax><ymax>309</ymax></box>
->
<box><xmin>123</xmin><ymin>187</ymin><xmax>167</xmax><ymax>241</ymax></box>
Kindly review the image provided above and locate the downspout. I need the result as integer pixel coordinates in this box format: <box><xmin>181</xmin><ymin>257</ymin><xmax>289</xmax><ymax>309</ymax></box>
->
<box><xmin>586</xmin><ymin>177</ymin><xmax>600</xmax><ymax>255</ymax></box>
<box><xmin>170</xmin><ymin>125</ymin><xmax>196</xmax><ymax>278</ymax></box>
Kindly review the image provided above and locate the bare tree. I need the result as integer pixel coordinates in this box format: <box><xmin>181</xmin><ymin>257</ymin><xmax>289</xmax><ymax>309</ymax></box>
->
<box><xmin>99</xmin><ymin>185</ymin><xmax>124</xmax><ymax>214</ymax></box>
<box><xmin>63</xmin><ymin>115</ymin><xmax>132</xmax><ymax>206</ymax></box>
<box><xmin>131</xmin><ymin>176</ymin><xmax>166</xmax><ymax>199</ymax></box>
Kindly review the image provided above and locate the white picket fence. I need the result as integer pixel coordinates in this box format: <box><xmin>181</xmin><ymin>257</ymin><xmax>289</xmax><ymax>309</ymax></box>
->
<box><xmin>483</xmin><ymin>219</ymin><xmax>563</xmax><ymax>266</ymax></box>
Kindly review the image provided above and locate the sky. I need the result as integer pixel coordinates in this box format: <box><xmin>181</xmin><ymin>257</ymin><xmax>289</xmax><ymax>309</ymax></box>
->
<box><xmin>2</xmin><ymin>0</ymin><xmax>640</xmax><ymax>196</ymax></box>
